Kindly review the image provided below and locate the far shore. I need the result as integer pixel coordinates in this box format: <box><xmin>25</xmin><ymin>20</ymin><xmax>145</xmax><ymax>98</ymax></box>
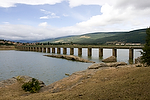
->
<box><xmin>0</xmin><ymin>45</ymin><xmax>16</xmax><ymax>50</ymax></box>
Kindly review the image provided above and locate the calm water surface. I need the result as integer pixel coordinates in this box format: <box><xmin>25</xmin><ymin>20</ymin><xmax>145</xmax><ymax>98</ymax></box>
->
<box><xmin>0</xmin><ymin>49</ymin><xmax>142</xmax><ymax>85</ymax></box>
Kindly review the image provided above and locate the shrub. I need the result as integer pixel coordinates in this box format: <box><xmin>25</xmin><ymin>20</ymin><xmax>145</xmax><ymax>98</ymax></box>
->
<box><xmin>136</xmin><ymin>65</ymin><xmax>142</xmax><ymax>67</ymax></box>
<box><xmin>141</xmin><ymin>28</ymin><xmax>150</xmax><ymax>66</ymax></box>
<box><xmin>22</xmin><ymin>78</ymin><xmax>41</xmax><ymax>93</ymax></box>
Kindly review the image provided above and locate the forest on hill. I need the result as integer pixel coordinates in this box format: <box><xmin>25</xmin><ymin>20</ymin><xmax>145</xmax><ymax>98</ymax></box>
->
<box><xmin>41</xmin><ymin>28</ymin><xmax>147</xmax><ymax>45</ymax></box>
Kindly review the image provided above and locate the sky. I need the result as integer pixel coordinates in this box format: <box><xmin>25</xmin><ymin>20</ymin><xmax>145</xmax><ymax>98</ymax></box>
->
<box><xmin>0</xmin><ymin>0</ymin><xmax>150</xmax><ymax>41</ymax></box>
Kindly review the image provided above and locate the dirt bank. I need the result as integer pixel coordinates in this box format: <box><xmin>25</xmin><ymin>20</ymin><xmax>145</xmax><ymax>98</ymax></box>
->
<box><xmin>0</xmin><ymin>64</ymin><xmax>150</xmax><ymax>100</ymax></box>
<box><xmin>0</xmin><ymin>45</ymin><xmax>16</xmax><ymax>50</ymax></box>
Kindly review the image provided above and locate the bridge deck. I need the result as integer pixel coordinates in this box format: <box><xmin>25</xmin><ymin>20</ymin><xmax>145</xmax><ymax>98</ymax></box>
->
<box><xmin>20</xmin><ymin>45</ymin><xmax>143</xmax><ymax>49</ymax></box>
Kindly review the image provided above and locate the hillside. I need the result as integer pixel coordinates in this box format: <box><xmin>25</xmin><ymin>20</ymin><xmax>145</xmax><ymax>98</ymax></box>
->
<box><xmin>41</xmin><ymin>32</ymin><xmax>117</xmax><ymax>43</ymax></box>
<box><xmin>41</xmin><ymin>28</ymin><xmax>146</xmax><ymax>44</ymax></box>
<box><xmin>93</xmin><ymin>28</ymin><xmax>146</xmax><ymax>44</ymax></box>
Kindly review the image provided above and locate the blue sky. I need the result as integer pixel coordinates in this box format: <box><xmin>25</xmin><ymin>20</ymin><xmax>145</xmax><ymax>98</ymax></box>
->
<box><xmin>0</xmin><ymin>0</ymin><xmax>150</xmax><ymax>40</ymax></box>
<box><xmin>0</xmin><ymin>2</ymin><xmax>101</xmax><ymax>27</ymax></box>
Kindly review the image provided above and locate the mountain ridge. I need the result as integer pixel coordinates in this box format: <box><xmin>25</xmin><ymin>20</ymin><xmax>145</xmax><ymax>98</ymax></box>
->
<box><xmin>41</xmin><ymin>28</ymin><xmax>147</xmax><ymax>44</ymax></box>
<box><xmin>7</xmin><ymin>28</ymin><xmax>147</xmax><ymax>44</ymax></box>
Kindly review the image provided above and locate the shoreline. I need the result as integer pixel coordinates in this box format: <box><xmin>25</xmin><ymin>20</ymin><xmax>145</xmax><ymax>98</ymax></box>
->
<box><xmin>0</xmin><ymin>61</ymin><xmax>134</xmax><ymax>89</ymax></box>
<box><xmin>0</xmin><ymin>62</ymin><xmax>150</xmax><ymax>100</ymax></box>
<box><xmin>0</xmin><ymin>45</ymin><xmax>16</xmax><ymax>50</ymax></box>
<box><xmin>44</xmin><ymin>54</ymin><xmax>95</xmax><ymax>63</ymax></box>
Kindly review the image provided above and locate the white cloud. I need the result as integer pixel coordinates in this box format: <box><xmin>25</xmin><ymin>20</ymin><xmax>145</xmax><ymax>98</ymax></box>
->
<box><xmin>0</xmin><ymin>0</ymin><xmax>150</xmax><ymax>41</ymax></box>
<box><xmin>40</xmin><ymin>16</ymin><xmax>49</xmax><ymax>19</ymax></box>
<box><xmin>69</xmin><ymin>0</ymin><xmax>150</xmax><ymax>31</ymax></box>
<box><xmin>40</xmin><ymin>15</ymin><xmax>60</xmax><ymax>19</ymax></box>
<box><xmin>40</xmin><ymin>9</ymin><xmax>60</xmax><ymax>19</ymax></box>
<box><xmin>68</xmin><ymin>0</ymin><xmax>113</xmax><ymax>8</ymax></box>
<box><xmin>38</xmin><ymin>22</ymin><xmax>48</xmax><ymax>27</ymax></box>
<box><xmin>0</xmin><ymin>0</ymin><xmax>64</xmax><ymax>8</ymax></box>
<box><xmin>115</xmin><ymin>0</ymin><xmax>150</xmax><ymax>9</ymax></box>
<box><xmin>0</xmin><ymin>24</ymin><xmax>56</xmax><ymax>40</ymax></box>
<box><xmin>63</xmin><ymin>14</ymin><xmax>69</xmax><ymax>17</ymax></box>
<box><xmin>2</xmin><ymin>22</ymin><xmax>10</xmax><ymax>25</ymax></box>
<box><xmin>0</xmin><ymin>23</ymin><xmax>83</xmax><ymax>40</ymax></box>
<box><xmin>40</xmin><ymin>9</ymin><xmax>51</xmax><ymax>14</ymax></box>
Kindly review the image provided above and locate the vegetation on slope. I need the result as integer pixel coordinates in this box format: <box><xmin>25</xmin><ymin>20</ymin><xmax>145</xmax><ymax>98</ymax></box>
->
<box><xmin>94</xmin><ymin>28</ymin><xmax>146</xmax><ymax>44</ymax></box>
<box><xmin>41</xmin><ymin>28</ymin><xmax>146</xmax><ymax>44</ymax></box>
<box><xmin>141</xmin><ymin>28</ymin><xmax>150</xmax><ymax>66</ymax></box>
<box><xmin>42</xmin><ymin>32</ymin><xmax>116</xmax><ymax>44</ymax></box>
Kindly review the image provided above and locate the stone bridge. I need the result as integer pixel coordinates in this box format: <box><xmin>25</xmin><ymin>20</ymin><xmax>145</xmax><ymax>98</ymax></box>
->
<box><xmin>16</xmin><ymin>45</ymin><xmax>143</xmax><ymax>60</ymax></box>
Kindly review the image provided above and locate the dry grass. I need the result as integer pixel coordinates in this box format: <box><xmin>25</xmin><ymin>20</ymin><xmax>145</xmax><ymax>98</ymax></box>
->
<box><xmin>0</xmin><ymin>46</ymin><xmax>16</xmax><ymax>50</ymax></box>
<box><xmin>0</xmin><ymin>67</ymin><xmax>150</xmax><ymax>100</ymax></box>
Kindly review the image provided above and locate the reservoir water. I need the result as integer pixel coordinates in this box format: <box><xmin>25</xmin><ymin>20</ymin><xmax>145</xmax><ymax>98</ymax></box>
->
<box><xmin>0</xmin><ymin>49</ymin><xmax>142</xmax><ymax>85</ymax></box>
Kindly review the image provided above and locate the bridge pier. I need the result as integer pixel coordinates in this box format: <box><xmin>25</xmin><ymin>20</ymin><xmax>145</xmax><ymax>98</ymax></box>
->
<box><xmin>57</xmin><ymin>48</ymin><xmax>60</xmax><ymax>54</ymax></box>
<box><xmin>27</xmin><ymin>47</ymin><xmax>29</xmax><ymax>51</ymax></box>
<box><xmin>34</xmin><ymin>47</ymin><xmax>36</xmax><ymax>51</ymax></box>
<box><xmin>28</xmin><ymin>47</ymin><xmax>30</xmax><ymax>51</ymax></box>
<box><xmin>19</xmin><ymin>47</ymin><xmax>22</xmax><ymax>51</ymax></box>
<box><xmin>99</xmin><ymin>48</ymin><xmax>103</xmax><ymax>57</ymax></box>
<box><xmin>26</xmin><ymin>47</ymin><xmax>28</xmax><ymax>51</ymax></box>
<box><xmin>43</xmin><ymin>48</ymin><xmax>46</xmax><ymax>53</ymax></box>
<box><xmin>35</xmin><ymin>47</ymin><xmax>37</xmax><ymax>52</ymax></box>
<box><xmin>23</xmin><ymin>47</ymin><xmax>26</xmax><ymax>51</ymax></box>
<box><xmin>22</xmin><ymin>47</ymin><xmax>24</xmax><ymax>51</ymax></box>
<box><xmin>52</xmin><ymin>48</ymin><xmax>55</xmax><ymax>53</ymax></box>
<box><xmin>31</xmin><ymin>47</ymin><xmax>33</xmax><ymax>51</ymax></box>
<box><xmin>70</xmin><ymin>48</ymin><xmax>74</xmax><ymax>55</ymax></box>
<box><xmin>32</xmin><ymin>47</ymin><xmax>34</xmax><ymax>51</ymax></box>
<box><xmin>47</xmin><ymin>48</ymin><xmax>50</xmax><ymax>53</ymax></box>
<box><xmin>63</xmin><ymin>48</ymin><xmax>67</xmax><ymax>54</ymax></box>
<box><xmin>88</xmin><ymin>48</ymin><xmax>92</xmax><ymax>56</ymax></box>
<box><xmin>33</xmin><ymin>47</ymin><xmax>35</xmax><ymax>51</ymax></box>
<box><xmin>20</xmin><ymin>47</ymin><xmax>23</xmax><ymax>51</ymax></box>
<box><xmin>113</xmin><ymin>48</ymin><xmax>117</xmax><ymax>57</ymax></box>
<box><xmin>25</xmin><ymin>47</ymin><xmax>27</xmax><ymax>51</ymax></box>
<box><xmin>21</xmin><ymin>47</ymin><xmax>23</xmax><ymax>50</ymax></box>
<box><xmin>29</xmin><ymin>47</ymin><xmax>31</xmax><ymax>51</ymax></box>
<box><xmin>129</xmin><ymin>48</ymin><xmax>134</xmax><ymax>60</ymax></box>
<box><xmin>78</xmin><ymin>48</ymin><xmax>82</xmax><ymax>55</ymax></box>
<box><xmin>39</xmin><ymin>47</ymin><xmax>42</xmax><ymax>52</ymax></box>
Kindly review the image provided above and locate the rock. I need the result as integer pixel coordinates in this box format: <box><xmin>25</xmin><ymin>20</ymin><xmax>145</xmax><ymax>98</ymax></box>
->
<box><xmin>106</xmin><ymin>62</ymin><xmax>127</xmax><ymax>67</ymax></box>
<box><xmin>0</xmin><ymin>75</ymin><xmax>46</xmax><ymax>88</ymax></box>
<box><xmin>102</xmin><ymin>56</ymin><xmax>117</xmax><ymax>62</ymax></box>
<box><xmin>65</xmin><ymin>55</ymin><xmax>77</xmax><ymax>60</ymax></box>
<box><xmin>15</xmin><ymin>75</ymin><xmax>46</xmax><ymax>87</ymax></box>
<box><xmin>44</xmin><ymin>54</ymin><xmax>95</xmax><ymax>63</ymax></box>
<box><xmin>88</xmin><ymin>63</ymin><xmax>108</xmax><ymax>69</ymax></box>
<box><xmin>88</xmin><ymin>62</ymin><xmax>127</xmax><ymax>69</ymax></box>
<box><xmin>0</xmin><ymin>77</ymin><xmax>17</xmax><ymax>88</ymax></box>
<box><xmin>65</xmin><ymin>73</ymin><xmax>70</xmax><ymax>76</ymax></box>
<box><xmin>117</xmin><ymin>64</ymin><xmax>137</xmax><ymax>68</ymax></box>
<box><xmin>135</xmin><ymin>56</ymin><xmax>142</xmax><ymax>64</ymax></box>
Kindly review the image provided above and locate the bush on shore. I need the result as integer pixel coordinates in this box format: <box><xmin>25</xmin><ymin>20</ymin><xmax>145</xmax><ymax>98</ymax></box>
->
<box><xmin>22</xmin><ymin>78</ymin><xmax>41</xmax><ymax>93</ymax></box>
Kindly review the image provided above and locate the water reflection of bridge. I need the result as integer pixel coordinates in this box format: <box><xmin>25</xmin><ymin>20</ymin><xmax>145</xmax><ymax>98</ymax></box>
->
<box><xmin>17</xmin><ymin>45</ymin><xmax>143</xmax><ymax>60</ymax></box>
